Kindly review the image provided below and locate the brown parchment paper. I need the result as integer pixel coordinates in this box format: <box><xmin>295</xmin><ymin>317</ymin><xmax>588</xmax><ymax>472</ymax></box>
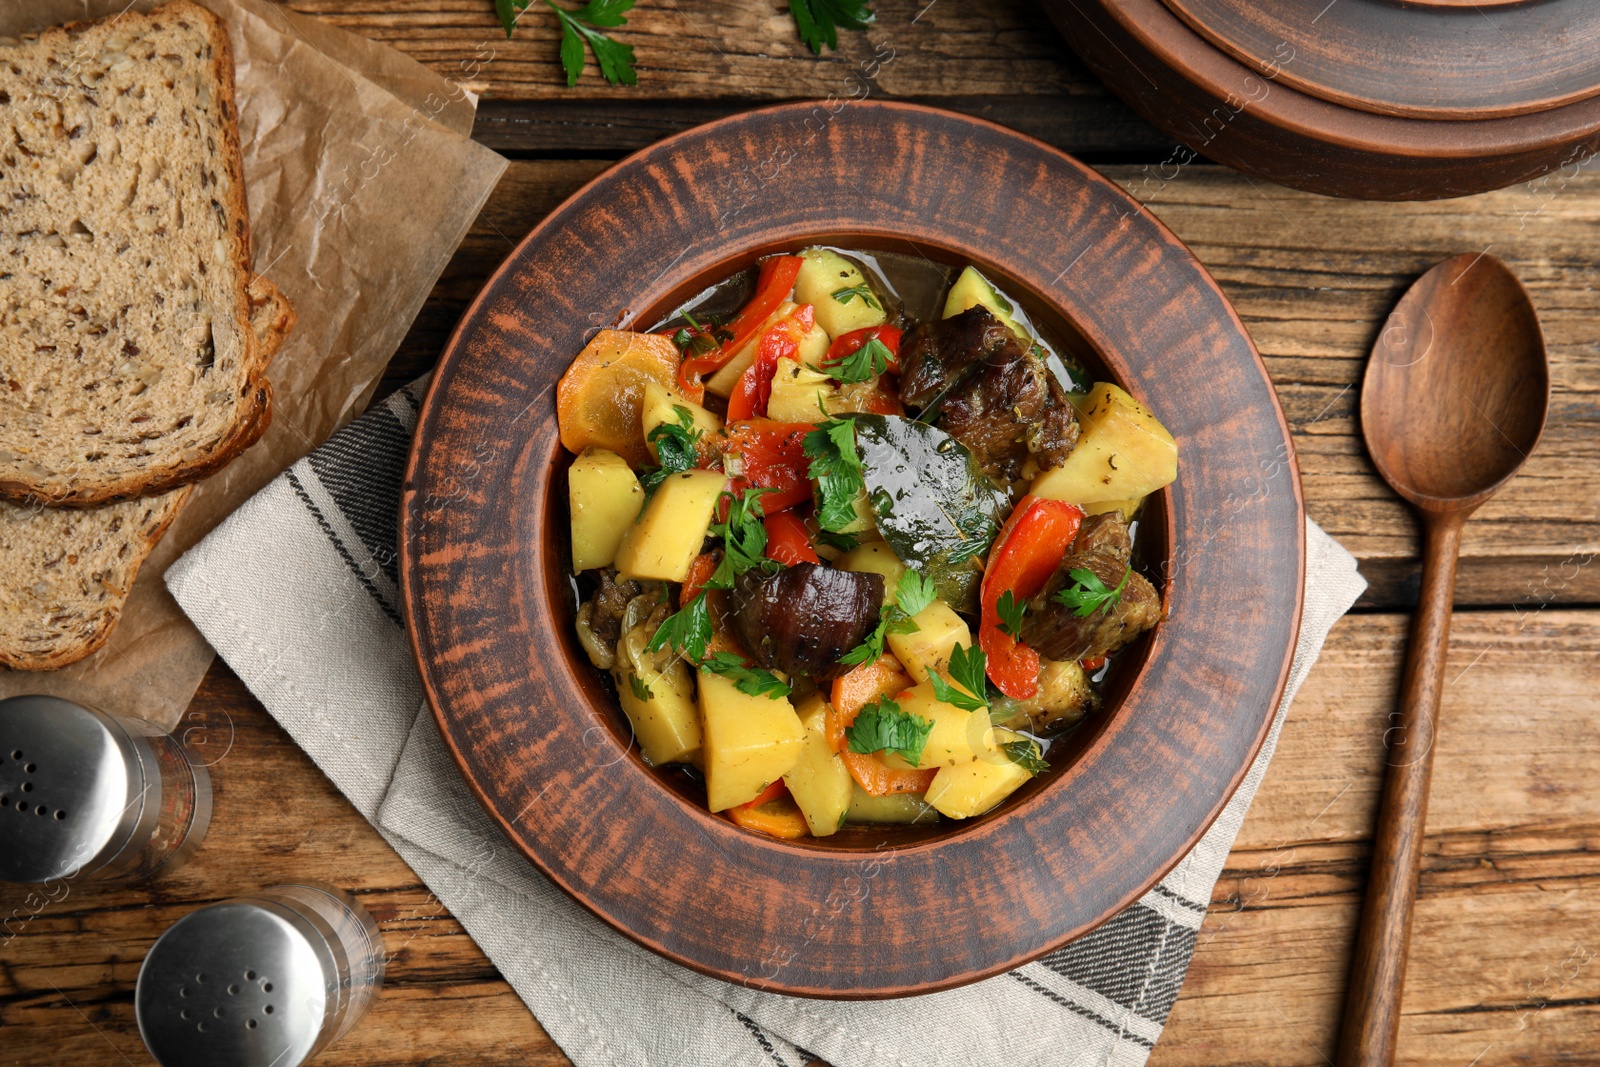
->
<box><xmin>0</xmin><ymin>0</ymin><xmax>508</xmax><ymax>729</ymax></box>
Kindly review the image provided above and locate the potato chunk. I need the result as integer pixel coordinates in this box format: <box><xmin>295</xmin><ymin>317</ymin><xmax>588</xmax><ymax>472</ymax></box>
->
<box><xmin>925</xmin><ymin>729</ymin><xmax>1034</xmax><ymax>819</ymax></box>
<box><xmin>783</xmin><ymin>695</ymin><xmax>854</xmax><ymax>836</ymax></box>
<box><xmin>886</xmin><ymin>600</ymin><xmax>971</xmax><ymax>684</ymax></box>
<box><xmin>795</xmin><ymin>248</ymin><xmax>886</xmax><ymax>338</ymax></box>
<box><xmin>617</xmin><ymin>662</ymin><xmax>701</xmax><ymax>767</ymax></box>
<box><xmin>766</xmin><ymin>357</ymin><xmax>838</xmax><ymax>425</ymax></box>
<box><xmin>640</xmin><ymin>382</ymin><xmax>721</xmax><ymax>460</ymax></box>
<box><xmin>613</xmin><ymin>469</ymin><xmax>728</xmax><ymax>582</ymax></box>
<box><xmin>885</xmin><ymin>680</ymin><xmax>996</xmax><ymax>769</ymax></box>
<box><xmin>837</xmin><ymin>541</ymin><xmax>906</xmax><ymax>596</ymax></box>
<box><xmin>699</xmin><ymin>671</ymin><xmax>805</xmax><ymax>811</ymax></box>
<box><xmin>1030</xmin><ymin>383</ymin><xmax>1177</xmax><ymax>505</ymax></box>
<box><xmin>568</xmin><ymin>448</ymin><xmax>644</xmax><ymax>571</ymax></box>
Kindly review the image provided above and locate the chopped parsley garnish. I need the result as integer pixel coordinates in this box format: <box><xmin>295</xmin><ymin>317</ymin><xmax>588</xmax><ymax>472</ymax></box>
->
<box><xmin>706</xmin><ymin>487</ymin><xmax>777</xmax><ymax>589</ymax></box>
<box><xmin>813</xmin><ymin>528</ymin><xmax>860</xmax><ymax>553</ymax></box>
<box><xmin>645</xmin><ymin>590</ymin><xmax>713</xmax><ymax>663</ymax></box>
<box><xmin>995</xmin><ymin>589</ymin><xmax>1027</xmax><ymax>640</ymax></box>
<box><xmin>927</xmin><ymin>643</ymin><xmax>988</xmax><ymax>713</ymax></box>
<box><xmin>628</xmin><ymin>673</ymin><xmax>654</xmax><ymax>701</ymax></box>
<box><xmin>1001</xmin><ymin>738</ymin><xmax>1050</xmax><ymax>776</ymax></box>
<box><xmin>802</xmin><ymin>416</ymin><xmax>864</xmax><ymax>533</ymax></box>
<box><xmin>822</xmin><ymin>336</ymin><xmax>892</xmax><ymax>384</ymax></box>
<box><xmin>845</xmin><ymin>697</ymin><xmax>932</xmax><ymax>767</ymax></box>
<box><xmin>701</xmin><ymin>651</ymin><xmax>792</xmax><ymax>699</ymax></box>
<box><xmin>671</xmin><ymin>327</ymin><xmax>717</xmax><ymax>359</ymax></box>
<box><xmin>497</xmin><ymin>0</ymin><xmax>638</xmax><ymax>86</ymax></box>
<box><xmin>638</xmin><ymin>405</ymin><xmax>701</xmax><ymax>496</ymax></box>
<box><xmin>1054</xmin><ymin>565</ymin><xmax>1131</xmax><ymax>618</ymax></box>
<box><xmin>839</xmin><ymin>568</ymin><xmax>934</xmax><ymax>667</ymax></box>
<box><xmin>789</xmin><ymin>0</ymin><xmax>876</xmax><ymax>54</ymax></box>
<box><xmin>830</xmin><ymin>281</ymin><xmax>881</xmax><ymax>310</ymax></box>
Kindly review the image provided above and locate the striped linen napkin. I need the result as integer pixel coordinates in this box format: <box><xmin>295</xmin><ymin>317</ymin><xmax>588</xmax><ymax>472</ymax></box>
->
<box><xmin>166</xmin><ymin>379</ymin><xmax>1366</xmax><ymax>1067</ymax></box>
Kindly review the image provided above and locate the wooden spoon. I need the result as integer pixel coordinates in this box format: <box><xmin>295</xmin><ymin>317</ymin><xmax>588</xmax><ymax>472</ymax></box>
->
<box><xmin>1338</xmin><ymin>253</ymin><xmax>1549</xmax><ymax>1066</ymax></box>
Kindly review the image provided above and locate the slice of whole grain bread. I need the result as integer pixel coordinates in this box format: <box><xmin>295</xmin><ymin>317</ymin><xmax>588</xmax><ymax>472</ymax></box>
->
<box><xmin>0</xmin><ymin>0</ymin><xmax>274</xmax><ymax>507</ymax></box>
<box><xmin>0</xmin><ymin>273</ymin><xmax>294</xmax><ymax>671</ymax></box>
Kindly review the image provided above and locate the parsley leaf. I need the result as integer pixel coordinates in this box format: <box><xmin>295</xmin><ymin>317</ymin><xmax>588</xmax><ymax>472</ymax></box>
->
<box><xmin>838</xmin><ymin>569</ymin><xmax>931</xmax><ymax>667</ymax></box>
<box><xmin>628</xmin><ymin>673</ymin><xmax>654</xmax><ymax>701</ymax></box>
<box><xmin>1001</xmin><ymin>738</ymin><xmax>1050</xmax><ymax>776</ymax></box>
<box><xmin>1053</xmin><ymin>565</ymin><xmax>1131</xmax><ymax>618</ymax></box>
<box><xmin>637</xmin><ymin>406</ymin><xmax>702</xmax><ymax>497</ymax></box>
<box><xmin>813</xmin><ymin>528</ymin><xmax>860</xmax><ymax>553</ymax></box>
<box><xmin>927</xmin><ymin>643</ymin><xmax>988</xmax><ymax>713</ymax></box>
<box><xmin>830</xmin><ymin>282</ymin><xmax>881</xmax><ymax>310</ymax></box>
<box><xmin>645</xmin><ymin>590</ymin><xmax>713</xmax><ymax>663</ymax></box>
<box><xmin>822</xmin><ymin>336</ymin><xmax>892</xmax><ymax>384</ymax></box>
<box><xmin>706</xmin><ymin>487</ymin><xmax>776</xmax><ymax>589</ymax></box>
<box><xmin>893</xmin><ymin>568</ymin><xmax>937</xmax><ymax>619</ymax></box>
<box><xmin>995</xmin><ymin>589</ymin><xmax>1027</xmax><ymax>640</ymax></box>
<box><xmin>701</xmin><ymin>651</ymin><xmax>791</xmax><ymax>699</ymax></box>
<box><xmin>495</xmin><ymin>0</ymin><xmax>636</xmax><ymax>87</ymax></box>
<box><xmin>802</xmin><ymin>416</ymin><xmax>864</xmax><ymax>533</ymax></box>
<box><xmin>845</xmin><ymin>697</ymin><xmax>932</xmax><ymax>766</ymax></box>
<box><xmin>789</xmin><ymin>0</ymin><xmax>876</xmax><ymax>55</ymax></box>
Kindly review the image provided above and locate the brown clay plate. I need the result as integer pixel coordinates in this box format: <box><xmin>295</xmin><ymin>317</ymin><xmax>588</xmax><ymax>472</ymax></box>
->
<box><xmin>399</xmin><ymin>101</ymin><xmax>1305</xmax><ymax>998</ymax></box>
<box><xmin>1161</xmin><ymin>0</ymin><xmax>1600</xmax><ymax>120</ymax></box>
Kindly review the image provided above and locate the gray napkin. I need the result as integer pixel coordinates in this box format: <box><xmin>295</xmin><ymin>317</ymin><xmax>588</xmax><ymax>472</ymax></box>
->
<box><xmin>166</xmin><ymin>379</ymin><xmax>1367</xmax><ymax>1067</ymax></box>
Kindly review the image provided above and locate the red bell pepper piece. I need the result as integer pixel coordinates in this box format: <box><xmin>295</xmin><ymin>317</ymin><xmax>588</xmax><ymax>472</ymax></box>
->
<box><xmin>726</xmin><ymin>305</ymin><xmax>813</xmax><ymax>422</ymax></box>
<box><xmin>677</xmin><ymin>255</ymin><xmax>804</xmax><ymax>394</ymax></box>
<box><xmin>763</xmin><ymin>509</ymin><xmax>821</xmax><ymax>566</ymax></box>
<box><xmin>980</xmin><ymin>496</ymin><xmax>1084</xmax><ymax>699</ymax></box>
<box><xmin>722</xmin><ymin>420</ymin><xmax>814</xmax><ymax>515</ymax></box>
<box><xmin>824</xmin><ymin>324</ymin><xmax>903</xmax><ymax>371</ymax></box>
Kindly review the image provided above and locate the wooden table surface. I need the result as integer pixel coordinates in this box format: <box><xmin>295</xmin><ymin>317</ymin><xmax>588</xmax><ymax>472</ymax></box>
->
<box><xmin>5</xmin><ymin>1</ymin><xmax>1600</xmax><ymax>1064</ymax></box>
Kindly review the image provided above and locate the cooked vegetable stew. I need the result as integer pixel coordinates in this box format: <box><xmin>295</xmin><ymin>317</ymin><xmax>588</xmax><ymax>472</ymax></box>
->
<box><xmin>557</xmin><ymin>248</ymin><xmax>1178</xmax><ymax>839</ymax></box>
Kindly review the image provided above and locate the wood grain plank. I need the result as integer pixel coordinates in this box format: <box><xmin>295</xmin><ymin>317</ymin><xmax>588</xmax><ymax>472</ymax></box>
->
<box><xmin>381</xmin><ymin>160</ymin><xmax>1600</xmax><ymax>608</ymax></box>
<box><xmin>4</xmin><ymin>612</ymin><xmax>1597</xmax><ymax>1065</ymax></box>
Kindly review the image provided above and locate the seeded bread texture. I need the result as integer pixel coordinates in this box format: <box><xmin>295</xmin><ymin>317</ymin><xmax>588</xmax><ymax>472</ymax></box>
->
<box><xmin>0</xmin><ymin>273</ymin><xmax>294</xmax><ymax>671</ymax></box>
<box><xmin>0</xmin><ymin>0</ymin><xmax>275</xmax><ymax>507</ymax></box>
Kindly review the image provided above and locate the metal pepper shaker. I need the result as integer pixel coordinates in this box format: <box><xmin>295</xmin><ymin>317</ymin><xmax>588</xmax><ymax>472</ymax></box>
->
<box><xmin>0</xmin><ymin>694</ymin><xmax>212</xmax><ymax>885</ymax></box>
<box><xmin>136</xmin><ymin>882</ymin><xmax>386</xmax><ymax>1067</ymax></box>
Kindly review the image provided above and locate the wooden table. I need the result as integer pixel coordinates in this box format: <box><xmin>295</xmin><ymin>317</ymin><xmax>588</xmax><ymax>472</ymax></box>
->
<box><xmin>5</xmin><ymin>2</ymin><xmax>1599</xmax><ymax>1063</ymax></box>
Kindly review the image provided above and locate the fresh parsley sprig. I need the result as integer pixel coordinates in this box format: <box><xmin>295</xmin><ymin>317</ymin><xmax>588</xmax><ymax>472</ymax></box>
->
<box><xmin>927</xmin><ymin>643</ymin><xmax>988</xmax><ymax>713</ymax></box>
<box><xmin>822</xmin><ymin>336</ymin><xmax>892</xmax><ymax>385</ymax></box>
<box><xmin>627</xmin><ymin>673</ymin><xmax>654</xmax><ymax>701</ymax></box>
<box><xmin>1001</xmin><ymin>737</ymin><xmax>1049</xmax><ymax>776</ymax></box>
<box><xmin>701</xmin><ymin>651</ymin><xmax>791</xmax><ymax>699</ymax></box>
<box><xmin>839</xmin><ymin>569</ymin><xmax>935</xmax><ymax>668</ymax></box>
<box><xmin>995</xmin><ymin>589</ymin><xmax>1027</xmax><ymax>640</ymax></box>
<box><xmin>831</xmin><ymin>282</ymin><xmax>881</xmax><ymax>310</ymax></box>
<box><xmin>645</xmin><ymin>590</ymin><xmax>713</xmax><ymax>663</ymax></box>
<box><xmin>638</xmin><ymin>404</ymin><xmax>701</xmax><ymax>496</ymax></box>
<box><xmin>802</xmin><ymin>416</ymin><xmax>864</xmax><ymax>533</ymax></box>
<box><xmin>1053</xmin><ymin>565</ymin><xmax>1131</xmax><ymax>618</ymax></box>
<box><xmin>496</xmin><ymin>0</ymin><xmax>637</xmax><ymax>86</ymax></box>
<box><xmin>706</xmin><ymin>487</ymin><xmax>777</xmax><ymax>589</ymax></box>
<box><xmin>790</xmin><ymin>0</ymin><xmax>876</xmax><ymax>54</ymax></box>
<box><xmin>845</xmin><ymin>697</ymin><xmax>932</xmax><ymax>766</ymax></box>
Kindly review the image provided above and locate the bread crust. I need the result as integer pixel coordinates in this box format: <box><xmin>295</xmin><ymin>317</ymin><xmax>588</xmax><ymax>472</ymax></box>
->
<box><xmin>0</xmin><ymin>0</ymin><xmax>279</xmax><ymax>509</ymax></box>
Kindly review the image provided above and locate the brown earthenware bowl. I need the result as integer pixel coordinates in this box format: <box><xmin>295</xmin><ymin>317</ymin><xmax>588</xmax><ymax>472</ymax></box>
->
<box><xmin>1046</xmin><ymin>0</ymin><xmax>1600</xmax><ymax>200</ymax></box>
<box><xmin>399</xmin><ymin>101</ymin><xmax>1305</xmax><ymax>998</ymax></box>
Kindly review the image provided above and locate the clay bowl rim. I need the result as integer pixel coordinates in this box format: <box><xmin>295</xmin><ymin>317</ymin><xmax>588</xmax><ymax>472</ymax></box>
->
<box><xmin>399</xmin><ymin>99</ymin><xmax>1307</xmax><ymax>998</ymax></box>
<box><xmin>1096</xmin><ymin>0</ymin><xmax>1600</xmax><ymax>157</ymax></box>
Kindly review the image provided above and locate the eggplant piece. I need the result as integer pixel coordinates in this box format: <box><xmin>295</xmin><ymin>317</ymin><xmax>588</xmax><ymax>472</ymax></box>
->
<box><xmin>1019</xmin><ymin>513</ymin><xmax>1163</xmax><ymax>663</ymax></box>
<box><xmin>897</xmin><ymin>306</ymin><xmax>1024</xmax><ymax>410</ymax></box>
<box><xmin>732</xmin><ymin>563</ymin><xmax>885</xmax><ymax>681</ymax></box>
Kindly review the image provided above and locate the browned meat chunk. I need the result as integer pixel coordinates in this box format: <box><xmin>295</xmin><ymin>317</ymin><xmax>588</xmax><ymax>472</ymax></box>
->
<box><xmin>896</xmin><ymin>306</ymin><xmax>1021</xmax><ymax>409</ymax></box>
<box><xmin>940</xmin><ymin>349</ymin><xmax>1079</xmax><ymax>488</ymax></box>
<box><xmin>732</xmin><ymin>563</ymin><xmax>885</xmax><ymax>681</ymax></box>
<box><xmin>1019</xmin><ymin>513</ymin><xmax>1162</xmax><ymax>662</ymax></box>
<box><xmin>896</xmin><ymin>306</ymin><xmax>1079</xmax><ymax>490</ymax></box>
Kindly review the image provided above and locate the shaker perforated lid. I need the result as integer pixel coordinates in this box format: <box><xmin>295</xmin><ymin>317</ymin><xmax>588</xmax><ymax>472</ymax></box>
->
<box><xmin>0</xmin><ymin>695</ymin><xmax>147</xmax><ymax>883</ymax></box>
<box><xmin>136</xmin><ymin>901</ymin><xmax>334</xmax><ymax>1067</ymax></box>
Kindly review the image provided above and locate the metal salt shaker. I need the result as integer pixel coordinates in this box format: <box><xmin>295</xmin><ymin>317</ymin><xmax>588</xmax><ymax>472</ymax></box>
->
<box><xmin>0</xmin><ymin>694</ymin><xmax>212</xmax><ymax>885</ymax></box>
<box><xmin>136</xmin><ymin>882</ymin><xmax>386</xmax><ymax>1067</ymax></box>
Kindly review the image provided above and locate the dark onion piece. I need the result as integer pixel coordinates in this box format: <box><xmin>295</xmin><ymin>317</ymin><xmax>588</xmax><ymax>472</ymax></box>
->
<box><xmin>732</xmin><ymin>564</ymin><xmax>885</xmax><ymax>681</ymax></box>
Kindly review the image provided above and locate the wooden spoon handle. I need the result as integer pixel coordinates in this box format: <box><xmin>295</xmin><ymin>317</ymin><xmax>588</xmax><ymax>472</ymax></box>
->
<box><xmin>1336</xmin><ymin>515</ymin><xmax>1465</xmax><ymax>1066</ymax></box>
